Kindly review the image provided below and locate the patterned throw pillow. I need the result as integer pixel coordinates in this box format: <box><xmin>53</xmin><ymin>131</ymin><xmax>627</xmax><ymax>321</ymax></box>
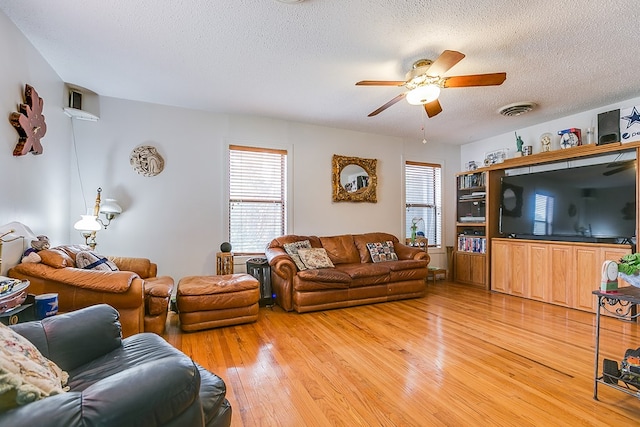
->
<box><xmin>75</xmin><ymin>251</ymin><xmax>119</xmax><ymax>271</ymax></box>
<box><xmin>297</xmin><ymin>248</ymin><xmax>335</xmax><ymax>269</ymax></box>
<box><xmin>366</xmin><ymin>241</ymin><xmax>399</xmax><ymax>263</ymax></box>
<box><xmin>283</xmin><ymin>240</ymin><xmax>312</xmax><ymax>271</ymax></box>
<box><xmin>0</xmin><ymin>322</ymin><xmax>68</xmax><ymax>411</ymax></box>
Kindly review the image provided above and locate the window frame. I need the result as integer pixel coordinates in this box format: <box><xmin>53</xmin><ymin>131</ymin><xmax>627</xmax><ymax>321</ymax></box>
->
<box><xmin>227</xmin><ymin>144</ymin><xmax>288</xmax><ymax>255</ymax></box>
<box><xmin>404</xmin><ymin>160</ymin><xmax>443</xmax><ymax>249</ymax></box>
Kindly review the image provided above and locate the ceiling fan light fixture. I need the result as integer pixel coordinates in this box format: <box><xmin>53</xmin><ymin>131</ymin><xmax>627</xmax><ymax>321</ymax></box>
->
<box><xmin>406</xmin><ymin>85</ymin><xmax>441</xmax><ymax>106</ymax></box>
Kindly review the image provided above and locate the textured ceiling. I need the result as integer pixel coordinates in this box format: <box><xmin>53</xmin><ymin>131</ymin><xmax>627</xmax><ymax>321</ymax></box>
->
<box><xmin>2</xmin><ymin>0</ymin><xmax>640</xmax><ymax>145</ymax></box>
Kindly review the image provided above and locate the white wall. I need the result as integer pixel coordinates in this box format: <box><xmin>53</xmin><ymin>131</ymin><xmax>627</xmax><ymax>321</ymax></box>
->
<box><xmin>0</xmin><ymin>11</ymin><xmax>70</xmax><ymax>248</ymax></box>
<box><xmin>460</xmin><ymin>96</ymin><xmax>640</xmax><ymax>170</ymax></box>
<box><xmin>69</xmin><ymin>97</ymin><xmax>459</xmax><ymax>280</ymax></box>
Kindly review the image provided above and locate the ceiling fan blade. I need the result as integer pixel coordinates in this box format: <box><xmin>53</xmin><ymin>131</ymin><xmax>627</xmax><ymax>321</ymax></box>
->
<box><xmin>443</xmin><ymin>72</ymin><xmax>507</xmax><ymax>88</ymax></box>
<box><xmin>368</xmin><ymin>93</ymin><xmax>407</xmax><ymax>117</ymax></box>
<box><xmin>356</xmin><ymin>80</ymin><xmax>406</xmax><ymax>86</ymax></box>
<box><xmin>603</xmin><ymin>160</ymin><xmax>636</xmax><ymax>176</ymax></box>
<box><xmin>424</xmin><ymin>99</ymin><xmax>443</xmax><ymax>118</ymax></box>
<box><xmin>603</xmin><ymin>166</ymin><xmax>628</xmax><ymax>176</ymax></box>
<box><xmin>426</xmin><ymin>50</ymin><xmax>465</xmax><ymax>77</ymax></box>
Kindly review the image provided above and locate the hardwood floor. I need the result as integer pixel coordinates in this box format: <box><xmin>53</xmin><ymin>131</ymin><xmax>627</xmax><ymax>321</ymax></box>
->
<box><xmin>164</xmin><ymin>282</ymin><xmax>640</xmax><ymax>426</ymax></box>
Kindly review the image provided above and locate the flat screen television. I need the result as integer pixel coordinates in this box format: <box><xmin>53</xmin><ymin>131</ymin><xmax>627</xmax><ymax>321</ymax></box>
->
<box><xmin>499</xmin><ymin>160</ymin><xmax>636</xmax><ymax>245</ymax></box>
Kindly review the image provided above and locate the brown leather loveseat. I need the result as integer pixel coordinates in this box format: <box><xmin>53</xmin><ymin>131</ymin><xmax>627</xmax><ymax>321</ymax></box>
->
<box><xmin>8</xmin><ymin>244</ymin><xmax>174</xmax><ymax>337</ymax></box>
<box><xmin>265</xmin><ymin>232</ymin><xmax>429</xmax><ymax>313</ymax></box>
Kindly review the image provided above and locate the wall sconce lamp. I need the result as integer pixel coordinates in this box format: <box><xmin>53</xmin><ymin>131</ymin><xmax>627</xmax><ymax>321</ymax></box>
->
<box><xmin>73</xmin><ymin>188</ymin><xmax>122</xmax><ymax>249</ymax></box>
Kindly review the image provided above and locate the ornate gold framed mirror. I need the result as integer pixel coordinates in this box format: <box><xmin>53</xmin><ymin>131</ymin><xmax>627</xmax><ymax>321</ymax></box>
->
<box><xmin>332</xmin><ymin>154</ymin><xmax>377</xmax><ymax>203</ymax></box>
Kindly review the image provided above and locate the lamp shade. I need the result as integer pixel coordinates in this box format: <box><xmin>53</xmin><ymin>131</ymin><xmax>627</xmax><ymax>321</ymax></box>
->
<box><xmin>406</xmin><ymin>85</ymin><xmax>441</xmax><ymax>105</ymax></box>
<box><xmin>74</xmin><ymin>214</ymin><xmax>101</xmax><ymax>232</ymax></box>
<box><xmin>99</xmin><ymin>198</ymin><xmax>122</xmax><ymax>215</ymax></box>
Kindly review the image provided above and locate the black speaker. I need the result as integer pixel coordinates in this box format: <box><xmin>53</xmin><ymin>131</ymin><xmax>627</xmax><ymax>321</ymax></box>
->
<box><xmin>597</xmin><ymin>109</ymin><xmax>620</xmax><ymax>145</ymax></box>
<box><xmin>246</xmin><ymin>258</ymin><xmax>273</xmax><ymax>307</ymax></box>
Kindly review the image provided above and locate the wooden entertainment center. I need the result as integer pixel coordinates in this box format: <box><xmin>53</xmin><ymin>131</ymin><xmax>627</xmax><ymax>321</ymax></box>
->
<box><xmin>455</xmin><ymin>141</ymin><xmax>640</xmax><ymax>314</ymax></box>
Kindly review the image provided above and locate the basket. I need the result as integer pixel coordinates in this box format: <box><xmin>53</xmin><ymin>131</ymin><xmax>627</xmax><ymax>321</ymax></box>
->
<box><xmin>619</xmin><ymin>273</ymin><xmax>640</xmax><ymax>288</ymax></box>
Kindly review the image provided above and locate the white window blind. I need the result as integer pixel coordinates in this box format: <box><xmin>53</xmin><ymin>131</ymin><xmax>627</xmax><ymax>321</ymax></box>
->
<box><xmin>229</xmin><ymin>145</ymin><xmax>287</xmax><ymax>253</ymax></box>
<box><xmin>405</xmin><ymin>161</ymin><xmax>442</xmax><ymax>248</ymax></box>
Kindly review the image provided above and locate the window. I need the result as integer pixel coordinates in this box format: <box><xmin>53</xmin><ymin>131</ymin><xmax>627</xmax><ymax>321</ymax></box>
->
<box><xmin>533</xmin><ymin>193</ymin><xmax>554</xmax><ymax>235</ymax></box>
<box><xmin>405</xmin><ymin>161</ymin><xmax>442</xmax><ymax>248</ymax></box>
<box><xmin>229</xmin><ymin>145</ymin><xmax>287</xmax><ymax>253</ymax></box>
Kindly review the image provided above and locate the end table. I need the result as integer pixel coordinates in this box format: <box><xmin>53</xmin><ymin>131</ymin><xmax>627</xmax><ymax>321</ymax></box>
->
<box><xmin>216</xmin><ymin>252</ymin><xmax>234</xmax><ymax>275</ymax></box>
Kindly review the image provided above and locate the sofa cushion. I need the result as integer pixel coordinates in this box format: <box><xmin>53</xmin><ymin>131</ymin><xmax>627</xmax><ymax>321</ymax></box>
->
<box><xmin>269</xmin><ymin>234</ymin><xmax>322</xmax><ymax>249</ymax></box>
<box><xmin>8</xmin><ymin>263</ymin><xmax>137</xmax><ymax>293</ymax></box>
<box><xmin>298</xmin><ymin>248</ymin><xmax>335</xmax><ymax>269</ymax></box>
<box><xmin>319</xmin><ymin>234</ymin><xmax>360</xmax><ymax>264</ymax></box>
<box><xmin>76</xmin><ymin>251</ymin><xmax>119</xmax><ymax>271</ymax></box>
<box><xmin>283</xmin><ymin>240</ymin><xmax>312</xmax><ymax>271</ymax></box>
<box><xmin>294</xmin><ymin>268</ymin><xmax>351</xmax><ymax>291</ymax></box>
<box><xmin>335</xmin><ymin>263</ymin><xmax>390</xmax><ymax>287</ymax></box>
<box><xmin>0</xmin><ymin>323</ymin><xmax>68</xmax><ymax>410</ymax></box>
<box><xmin>108</xmin><ymin>257</ymin><xmax>154</xmax><ymax>278</ymax></box>
<box><xmin>38</xmin><ymin>249</ymin><xmax>74</xmax><ymax>269</ymax></box>
<box><xmin>366</xmin><ymin>241</ymin><xmax>399</xmax><ymax>263</ymax></box>
<box><xmin>384</xmin><ymin>259</ymin><xmax>429</xmax><ymax>271</ymax></box>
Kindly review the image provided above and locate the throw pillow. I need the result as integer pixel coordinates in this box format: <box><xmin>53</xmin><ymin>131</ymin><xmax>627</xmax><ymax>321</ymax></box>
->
<box><xmin>297</xmin><ymin>248</ymin><xmax>335</xmax><ymax>269</ymax></box>
<box><xmin>38</xmin><ymin>248</ymin><xmax>74</xmax><ymax>268</ymax></box>
<box><xmin>0</xmin><ymin>322</ymin><xmax>69</xmax><ymax>411</ymax></box>
<box><xmin>75</xmin><ymin>251</ymin><xmax>119</xmax><ymax>271</ymax></box>
<box><xmin>366</xmin><ymin>241</ymin><xmax>399</xmax><ymax>263</ymax></box>
<box><xmin>283</xmin><ymin>240</ymin><xmax>312</xmax><ymax>271</ymax></box>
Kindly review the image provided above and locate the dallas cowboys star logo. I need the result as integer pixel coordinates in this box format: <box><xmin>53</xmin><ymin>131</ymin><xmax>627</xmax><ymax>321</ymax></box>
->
<box><xmin>621</xmin><ymin>106</ymin><xmax>640</xmax><ymax>129</ymax></box>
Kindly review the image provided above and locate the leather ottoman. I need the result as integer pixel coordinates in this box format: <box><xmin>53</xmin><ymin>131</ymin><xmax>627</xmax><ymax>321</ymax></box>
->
<box><xmin>177</xmin><ymin>274</ymin><xmax>260</xmax><ymax>332</ymax></box>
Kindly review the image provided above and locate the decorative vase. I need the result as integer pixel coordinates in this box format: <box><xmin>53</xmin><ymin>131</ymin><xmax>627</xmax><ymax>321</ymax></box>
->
<box><xmin>619</xmin><ymin>272</ymin><xmax>640</xmax><ymax>288</ymax></box>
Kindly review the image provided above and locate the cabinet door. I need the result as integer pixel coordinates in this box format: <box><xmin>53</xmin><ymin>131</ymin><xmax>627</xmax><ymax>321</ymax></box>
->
<box><xmin>528</xmin><ymin>243</ymin><xmax>550</xmax><ymax>301</ymax></box>
<box><xmin>509</xmin><ymin>242</ymin><xmax>528</xmax><ymax>297</ymax></box>
<box><xmin>454</xmin><ymin>252</ymin><xmax>471</xmax><ymax>283</ymax></box>
<box><xmin>548</xmin><ymin>245</ymin><xmax>573</xmax><ymax>307</ymax></box>
<box><xmin>470</xmin><ymin>254</ymin><xmax>486</xmax><ymax>286</ymax></box>
<box><xmin>491</xmin><ymin>240</ymin><xmax>510</xmax><ymax>293</ymax></box>
<box><xmin>574</xmin><ymin>247</ymin><xmax>599</xmax><ymax>312</ymax></box>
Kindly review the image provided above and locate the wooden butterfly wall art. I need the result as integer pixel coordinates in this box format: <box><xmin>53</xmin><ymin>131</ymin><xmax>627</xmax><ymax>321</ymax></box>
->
<box><xmin>10</xmin><ymin>84</ymin><xmax>47</xmax><ymax>156</ymax></box>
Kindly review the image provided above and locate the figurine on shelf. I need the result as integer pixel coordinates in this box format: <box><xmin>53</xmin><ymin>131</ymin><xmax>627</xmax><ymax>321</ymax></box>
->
<box><xmin>515</xmin><ymin>132</ymin><xmax>524</xmax><ymax>156</ymax></box>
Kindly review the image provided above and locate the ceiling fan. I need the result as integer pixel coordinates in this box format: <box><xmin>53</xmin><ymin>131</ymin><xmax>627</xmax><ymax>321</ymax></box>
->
<box><xmin>356</xmin><ymin>50</ymin><xmax>506</xmax><ymax>118</ymax></box>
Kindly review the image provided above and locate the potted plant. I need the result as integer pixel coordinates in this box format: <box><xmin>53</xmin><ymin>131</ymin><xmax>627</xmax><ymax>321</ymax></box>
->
<box><xmin>618</xmin><ymin>253</ymin><xmax>640</xmax><ymax>287</ymax></box>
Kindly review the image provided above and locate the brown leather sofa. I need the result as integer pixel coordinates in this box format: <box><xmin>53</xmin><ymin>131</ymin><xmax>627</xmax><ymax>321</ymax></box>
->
<box><xmin>265</xmin><ymin>232</ymin><xmax>430</xmax><ymax>313</ymax></box>
<box><xmin>8</xmin><ymin>245</ymin><xmax>174</xmax><ymax>337</ymax></box>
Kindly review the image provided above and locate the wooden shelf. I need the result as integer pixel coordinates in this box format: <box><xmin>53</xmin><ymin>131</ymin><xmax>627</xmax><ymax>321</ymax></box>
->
<box><xmin>471</xmin><ymin>141</ymin><xmax>640</xmax><ymax>172</ymax></box>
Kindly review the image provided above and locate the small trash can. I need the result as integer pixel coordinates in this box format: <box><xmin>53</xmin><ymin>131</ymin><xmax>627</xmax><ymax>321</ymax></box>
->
<box><xmin>246</xmin><ymin>257</ymin><xmax>273</xmax><ymax>307</ymax></box>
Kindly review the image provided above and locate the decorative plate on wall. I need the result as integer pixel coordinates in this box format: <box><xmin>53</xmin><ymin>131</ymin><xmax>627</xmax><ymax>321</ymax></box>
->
<box><xmin>129</xmin><ymin>145</ymin><xmax>165</xmax><ymax>177</ymax></box>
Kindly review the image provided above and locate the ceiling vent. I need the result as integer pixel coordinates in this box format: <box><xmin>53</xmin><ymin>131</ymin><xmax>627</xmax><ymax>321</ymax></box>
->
<box><xmin>498</xmin><ymin>102</ymin><xmax>537</xmax><ymax>117</ymax></box>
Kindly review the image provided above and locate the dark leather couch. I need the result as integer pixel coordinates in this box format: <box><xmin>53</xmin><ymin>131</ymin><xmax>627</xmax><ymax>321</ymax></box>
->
<box><xmin>265</xmin><ymin>232</ymin><xmax>430</xmax><ymax>312</ymax></box>
<box><xmin>1</xmin><ymin>304</ymin><xmax>232</xmax><ymax>427</ymax></box>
